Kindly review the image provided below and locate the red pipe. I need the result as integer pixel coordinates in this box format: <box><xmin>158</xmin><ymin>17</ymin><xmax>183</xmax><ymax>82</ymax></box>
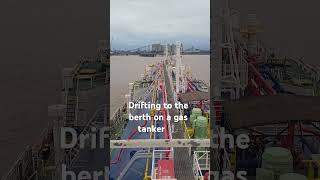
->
<box><xmin>161</xmin><ymin>63</ymin><xmax>172</xmax><ymax>158</ymax></box>
<box><xmin>301</xmin><ymin>126</ymin><xmax>320</xmax><ymax>136</ymax></box>
<box><xmin>248</xmin><ymin>63</ymin><xmax>276</xmax><ymax>95</ymax></box>
<box><xmin>279</xmin><ymin>125</ymin><xmax>320</xmax><ymax>151</ymax></box>
<box><xmin>186</xmin><ymin>78</ymin><xmax>195</xmax><ymax>92</ymax></box>
<box><xmin>287</xmin><ymin>122</ymin><xmax>295</xmax><ymax>150</ymax></box>
<box><xmin>161</xmin><ymin>80</ymin><xmax>169</xmax><ymax>140</ymax></box>
<box><xmin>244</xmin><ymin>51</ymin><xmax>276</xmax><ymax>96</ymax></box>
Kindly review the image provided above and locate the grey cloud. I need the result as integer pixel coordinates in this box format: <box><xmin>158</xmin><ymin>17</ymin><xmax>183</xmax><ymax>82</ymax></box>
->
<box><xmin>111</xmin><ymin>0</ymin><xmax>209</xmax><ymax>49</ymax></box>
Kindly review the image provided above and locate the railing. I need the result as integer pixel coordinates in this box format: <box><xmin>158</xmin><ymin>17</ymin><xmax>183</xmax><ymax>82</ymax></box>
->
<box><xmin>64</xmin><ymin>104</ymin><xmax>106</xmax><ymax>168</ymax></box>
<box><xmin>151</xmin><ymin>149</ymin><xmax>174</xmax><ymax>180</ymax></box>
<box><xmin>110</xmin><ymin>101</ymin><xmax>127</xmax><ymax>138</ymax></box>
<box><xmin>2</xmin><ymin>125</ymin><xmax>57</xmax><ymax>180</ymax></box>
<box><xmin>193</xmin><ymin>153</ymin><xmax>203</xmax><ymax>179</ymax></box>
<box><xmin>25</xmin><ymin>151</ymin><xmax>57</xmax><ymax>180</ymax></box>
<box><xmin>1</xmin><ymin>146</ymin><xmax>34</xmax><ymax>180</ymax></box>
<box><xmin>193</xmin><ymin>151</ymin><xmax>210</xmax><ymax>180</ymax></box>
<box><xmin>117</xmin><ymin>150</ymin><xmax>152</xmax><ymax>180</ymax></box>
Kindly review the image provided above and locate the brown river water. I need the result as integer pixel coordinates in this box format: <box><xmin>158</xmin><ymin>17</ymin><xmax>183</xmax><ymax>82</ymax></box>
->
<box><xmin>110</xmin><ymin>55</ymin><xmax>210</xmax><ymax>114</ymax></box>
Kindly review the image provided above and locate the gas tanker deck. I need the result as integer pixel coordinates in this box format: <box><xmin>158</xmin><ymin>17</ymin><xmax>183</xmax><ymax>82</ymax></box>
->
<box><xmin>110</xmin><ymin>42</ymin><xmax>210</xmax><ymax>180</ymax></box>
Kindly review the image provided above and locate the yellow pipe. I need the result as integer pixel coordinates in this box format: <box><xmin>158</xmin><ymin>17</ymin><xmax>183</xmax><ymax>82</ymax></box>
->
<box><xmin>302</xmin><ymin>160</ymin><xmax>320</xmax><ymax>180</ymax></box>
<box><xmin>306</xmin><ymin>161</ymin><xmax>314</xmax><ymax>179</ymax></box>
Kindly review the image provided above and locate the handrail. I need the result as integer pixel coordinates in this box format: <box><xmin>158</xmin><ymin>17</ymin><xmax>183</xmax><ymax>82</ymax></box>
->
<box><xmin>151</xmin><ymin>149</ymin><xmax>174</xmax><ymax>179</ymax></box>
<box><xmin>1</xmin><ymin>146</ymin><xmax>33</xmax><ymax>180</ymax></box>
<box><xmin>117</xmin><ymin>150</ymin><xmax>152</xmax><ymax>180</ymax></box>
<box><xmin>194</xmin><ymin>151</ymin><xmax>210</xmax><ymax>170</ymax></box>
<box><xmin>110</xmin><ymin>100</ymin><xmax>127</xmax><ymax>119</ymax></box>
<box><xmin>66</xmin><ymin>104</ymin><xmax>106</xmax><ymax>167</ymax></box>
<box><xmin>193</xmin><ymin>151</ymin><xmax>204</xmax><ymax>179</ymax></box>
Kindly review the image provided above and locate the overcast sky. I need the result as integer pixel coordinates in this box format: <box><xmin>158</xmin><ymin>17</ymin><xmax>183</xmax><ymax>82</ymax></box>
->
<box><xmin>111</xmin><ymin>0</ymin><xmax>209</xmax><ymax>50</ymax></box>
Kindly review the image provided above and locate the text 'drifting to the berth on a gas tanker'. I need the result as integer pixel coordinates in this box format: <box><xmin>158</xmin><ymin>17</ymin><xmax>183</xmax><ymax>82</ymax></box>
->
<box><xmin>127</xmin><ymin>101</ymin><xmax>189</xmax><ymax>133</ymax></box>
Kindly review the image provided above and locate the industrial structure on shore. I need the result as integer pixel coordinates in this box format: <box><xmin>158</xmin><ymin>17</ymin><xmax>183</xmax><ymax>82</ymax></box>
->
<box><xmin>111</xmin><ymin>43</ymin><xmax>209</xmax><ymax>57</ymax></box>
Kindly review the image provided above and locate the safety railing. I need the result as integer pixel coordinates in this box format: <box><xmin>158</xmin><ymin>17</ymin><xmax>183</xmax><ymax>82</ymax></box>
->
<box><xmin>117</xmin><ymin>150</ymin><xmax>152</xmax><ymax>180</ymax></box>
<box><xmin>193</xmin><ymin>153</ymin><xmax>203</xmax><ymax>179</ymax></box>
<box><xmin>193</xmin><ymin>151</ymin><xmax>210</xmax><ymax>180</ymax></box>
<box><xmin>1</xmin><ymin>146</ymin><xmax>34</xmax><ymax>180</ymax></box>
<box><xmin>151</xmin><ymin>149</ymin><xmax>174</xmax><ymax>180</ymax></box>
<box><xmin>64</xmin><ymin>104</ymin><xmax>106</xmax><ymax>168</ymax></box>
<box><xmin>110</xmin><ymin>100</ymin><xmax>127</xmax><ymax>138</ymax></box>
